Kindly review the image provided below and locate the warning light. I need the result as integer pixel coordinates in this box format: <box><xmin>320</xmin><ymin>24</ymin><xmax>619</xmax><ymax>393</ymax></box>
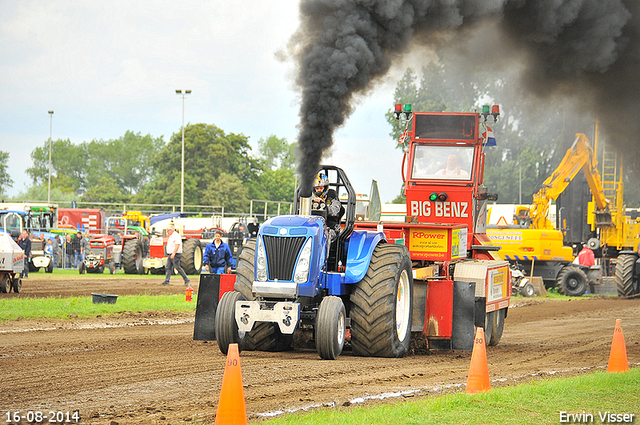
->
<box><xmin>492</xmin><ymin>105</ymin><xmax>500</xmax><ymax>115</ymax></box>
<box><xmin>437</xmin><ymin>192</ymin><xmax>448</xmax><ymax>202</ymax></box>
<box><xmin>395</xmin><ymin>103</ymin><xmax>402</xmax><ymax>113</ymax></box>
<box><xmin>429</xmin><ymin>192</ymin><xmax>438</xmax><ymax>201</ymax></box>
<box><xmin>482</xmin><ymin>104</ymin><xmax>490</xmax><ymax>115</ymax></box>
<box><xmin>403</xmin><ymin>104</ymin><xmax>412</xmax><ymax>112</ymax></box>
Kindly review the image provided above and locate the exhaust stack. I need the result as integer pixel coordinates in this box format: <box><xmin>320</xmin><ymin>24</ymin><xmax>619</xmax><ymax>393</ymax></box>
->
<box><xmin>299</xmin><ymin>196</ymin><xmax>311</xmax><ymax>216</ymax></box>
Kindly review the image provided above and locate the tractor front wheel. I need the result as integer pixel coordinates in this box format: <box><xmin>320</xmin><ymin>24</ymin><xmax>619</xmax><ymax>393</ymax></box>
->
<box><xmin>216</xmin><ymin>290</ymin><xmax>244</xmax><ymax>355</ymax></box>
<box><xmin>350</xmin><ymin>243</ymin><xmax>413</xmax><ymax>358</ymax></box>
<box><xmin>315</xmin><ymin>296</ymin><xmax>346</xmax><ymax>360</ymax></box>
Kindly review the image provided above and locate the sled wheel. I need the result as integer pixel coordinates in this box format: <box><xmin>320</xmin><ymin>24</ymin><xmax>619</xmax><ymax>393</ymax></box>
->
<box><xmin>0</xmin><ymin>274</ymin><xmax>9</xmax><ymax>293</ymax></box>
<box><xmin>489</xmin><ymin>308</ymin><xmax>506</xmax><ymax>346</ymax></box>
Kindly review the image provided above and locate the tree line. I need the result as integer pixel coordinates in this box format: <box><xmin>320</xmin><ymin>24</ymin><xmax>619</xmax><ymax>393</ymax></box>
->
<box><xmin>2</xmin><ymin>125</ymin><xmax>296</xmax><ymax>214</ymax></box>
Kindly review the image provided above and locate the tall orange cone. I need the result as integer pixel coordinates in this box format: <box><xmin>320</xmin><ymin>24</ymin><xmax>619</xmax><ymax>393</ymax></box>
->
<box><xmin>215</xmin><ymin>343</ymin><xmax>248</xmax><ymax>425</ymax></box>
<box><xmin>466</xmin><ymin>327</ymin><xmax>491</xmax><ymax>393</ymax></box>
<box><xmin>607</xmin><ymin>319</ymin><xmax>629</xmax><ymax>373</ymax></box>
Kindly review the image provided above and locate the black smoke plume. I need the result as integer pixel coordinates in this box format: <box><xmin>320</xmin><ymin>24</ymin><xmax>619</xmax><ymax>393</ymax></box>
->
<box><xmin>292</xmin><ymin>0</ymin><xmax>637</xmax><ymax>195</ymax></box>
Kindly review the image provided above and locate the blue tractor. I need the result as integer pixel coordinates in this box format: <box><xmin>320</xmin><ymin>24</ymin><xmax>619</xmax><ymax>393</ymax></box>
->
<box><xmin>215</xmin><ymin>166</ymin><xmax>413</xmax><ymax>360</ymax></box>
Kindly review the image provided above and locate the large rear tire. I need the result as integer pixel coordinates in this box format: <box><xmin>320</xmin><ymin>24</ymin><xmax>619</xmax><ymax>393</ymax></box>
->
<box><xmin>216</xmin><ymin>290</ymin><xmax>244</xmax><ymax>355</ymax></box>
<box><xmin>181</xmin><ymin>238</ymin><xmax>203</xmax><ymax>275</ymax></box>
<box><xmin>556</xmin><ymin>265</ymin><xmax>587</xmax><ymax>296</ymax></box>
<box><xmin>316</xmin><ymin>296</ymin><xmax>346</xmax><ymax>360</ymax></box>
<box><xmin>350</xmin><ymin>243</ymin><xmax>413</xmax><ymax>358</ymax></box>
<box><xmin>12</xmin><ymin>276</ymin><xmax>22</xmax><ymax>294</ymax></box>
<box><xmin>123</xmin><ymin>240</ymin><xmax>144</xmax><ymax>274</ymax></box>
<box><xmin>233</xmin><ymin>239</ymin><xmax>293</xmax><ymax>352</ymax></box>
<box><xmin>614</xmin><ymin>254</ymin><xmax>637</xmax><ymax>296</ymax></box>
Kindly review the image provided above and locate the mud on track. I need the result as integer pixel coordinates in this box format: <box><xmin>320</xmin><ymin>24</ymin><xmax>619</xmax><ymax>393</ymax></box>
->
<box><xmin>1</xmin><ymin>273</ymin><xmax>639</xmax><ymax>424</ymax></box>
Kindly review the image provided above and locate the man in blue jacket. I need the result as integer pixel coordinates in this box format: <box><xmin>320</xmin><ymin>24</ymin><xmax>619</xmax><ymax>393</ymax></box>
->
<box><xmin>203</xmin><ymin>230</ymin><xmax>233</xmax><ymax>274</ymax></box>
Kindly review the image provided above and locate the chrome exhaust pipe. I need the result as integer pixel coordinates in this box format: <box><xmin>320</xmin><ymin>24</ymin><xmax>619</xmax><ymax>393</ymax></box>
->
<box><xmin>300</xmin><ymin>196</ymin><xmax>311</xmax><ymax>216</ymax></box>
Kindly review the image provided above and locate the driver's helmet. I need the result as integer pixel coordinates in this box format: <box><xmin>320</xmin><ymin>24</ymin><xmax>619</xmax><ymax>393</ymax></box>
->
<box><xmin>313</xmin><ymin>172</ymin><xmax>329</xmax><ymax>197</ymax></box>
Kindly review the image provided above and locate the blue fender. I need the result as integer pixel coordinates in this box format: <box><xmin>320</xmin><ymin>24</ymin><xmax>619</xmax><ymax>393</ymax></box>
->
<box><xmin>344</xmin><ymin>230</ymin><xmax>386</xmax><ymax>284</ymax></box>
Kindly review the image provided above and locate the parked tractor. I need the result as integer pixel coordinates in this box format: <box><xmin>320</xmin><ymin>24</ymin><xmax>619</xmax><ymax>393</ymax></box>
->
<box><xmin>144</xmin><ymin>222</ymin><xmax>203</xmax><ymax>275</ymax></box>
<box><xmin>210</xmin><ymin>104</ymin><xmax>510</xmax><ymax>360</ymax></box>
<box><xmin>79</xmin><ymin>234</ymin><xmax>116</xmax><ymax>274</ymax></box>
<box><xmin>106</xmin><ymin>212</ymin><xmax>150</xmax><ymax>274</ymax></box>
<box><xmin>0</xmin><ymin>232</ymin><xmax>24</xmax><ymax>294</ymax></box>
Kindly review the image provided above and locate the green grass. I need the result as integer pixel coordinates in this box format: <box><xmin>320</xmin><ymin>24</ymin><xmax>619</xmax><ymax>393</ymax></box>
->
<box><xmin>30</xmin><ymin>268</ymin><xmax>200</xmax><ymax>278</ymax></box>
<box><xmin>259</xmin><ymin>368</ymin><xmax>640</xmax><ymax>425</ymax></box>
<box><xmin>0</xmin><ymin>293</ymin><xmax>197</xmax><ymax>321</ymax></box>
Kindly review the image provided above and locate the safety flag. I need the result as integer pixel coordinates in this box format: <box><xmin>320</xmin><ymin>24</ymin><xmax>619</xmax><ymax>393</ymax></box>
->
<box><xmin>483</xmin><ymin>126</ymin><xmax>496</xmax><ymax>146</ymax></box>
<box><xmin>398</xmin><ymin>128</ymin><xmax>408</xmax><ymax>145</ymax></box>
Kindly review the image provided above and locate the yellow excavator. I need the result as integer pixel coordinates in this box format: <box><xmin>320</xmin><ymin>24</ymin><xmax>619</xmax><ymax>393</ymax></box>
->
<box><xmin>487</xmin><ymin>132</ymin><xmax>635</xmax><ymax>296</ymax></box>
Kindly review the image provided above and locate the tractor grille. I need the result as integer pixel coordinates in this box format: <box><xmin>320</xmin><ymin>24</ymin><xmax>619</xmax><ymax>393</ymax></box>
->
<box><xmin>263</xmin><ymin>235</ymin><xmax>306</xmax><ymax>281</ymax></box>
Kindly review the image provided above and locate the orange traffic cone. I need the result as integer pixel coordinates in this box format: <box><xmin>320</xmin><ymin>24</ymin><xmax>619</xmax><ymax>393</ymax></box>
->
<box><xmin>607</xmin><ymin>319</ymin><xmax>629</xmax><ymax>373</ymax></box>
<box><xmin>215</xmin><ymin>343</ymin><xmax>248</xmax><ymax>425</ymax></box>
<box><xmin>466</xmin><ymin>327</ymin><xmax>491</xmax><ymax>393</ymax></box>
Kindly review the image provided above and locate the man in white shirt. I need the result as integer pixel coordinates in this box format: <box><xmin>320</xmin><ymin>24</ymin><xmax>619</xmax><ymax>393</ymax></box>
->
<box><xmin>435</xmin><ymin>154</ymin><xmax>470</xmax><ymax>178</ymax></box>
<box><xmin>162</xmin><ymin>224</ymin><xmax>190</xmax><ymax>286</ymax></box>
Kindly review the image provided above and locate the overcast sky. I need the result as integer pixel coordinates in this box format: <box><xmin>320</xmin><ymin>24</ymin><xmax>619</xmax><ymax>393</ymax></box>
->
<box><xmin>0</xmin><ymin>0</ymin><xmax>407</xmax><ymax>203</ymax></box>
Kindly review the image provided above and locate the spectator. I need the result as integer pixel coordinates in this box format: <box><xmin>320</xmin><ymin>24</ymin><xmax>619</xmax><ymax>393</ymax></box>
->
<box><xmin>203</xmin><ymin>230</ymin><xmax>233</xmax><ymax>274</ymax></box>
<box><xmin>17</xmin><ymin>230</ymin><xmax>31</xmax><ymax>278</ymax></box>
<box><xmin>72</xmin><ymin>231</ymin><xmax>86</xmax><ymax>268</ymax></box>
<box><xmin>52</xmin><ymin>235</ymin><xmax>61</xmax><ymax>268</ymax></box>
<box><xmin>576</xmin><ymin>244</ymin><xmax>595</xmax><ymax>267</ymax></box>
<box><xmin>38</xmin><ymin>233</ymin><xmax>46</xmax><ymax>250</ymax></box>
<box><xmin>161</xmin><ymin>224</ymin><xmax>190</xmax><ymax>286</ymax></box>
<box><xmin>65</xmin><ymin>234</ymin><xmax>74</xmax><ymax>269</ymax></box>
<box><xmin>45</xmin><ymin>239</ymin><xmax>53</xmax><ymax>257</ymax></box>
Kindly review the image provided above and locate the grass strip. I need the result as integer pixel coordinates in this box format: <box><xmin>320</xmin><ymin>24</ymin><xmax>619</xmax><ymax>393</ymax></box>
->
<box><xmin>0</xmin><ymin>294</ymin><xmax>197</xmax><ymax>321</ymax></box>
<box><xmin>260</xmin><ymin>368</ymin><xmax>640</xmax><ymax>425</ymax></box>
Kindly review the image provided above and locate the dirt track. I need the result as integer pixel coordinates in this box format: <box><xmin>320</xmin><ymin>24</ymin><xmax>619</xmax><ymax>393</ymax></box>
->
<box><xmin>1</xmin><ymin>273</ymin><xmax>639</xmax><ymax>424</ymax></box>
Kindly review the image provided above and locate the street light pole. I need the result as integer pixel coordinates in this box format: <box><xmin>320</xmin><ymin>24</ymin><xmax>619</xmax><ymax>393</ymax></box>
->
<box><xmin>175</xmin><ymin>90</ymin><xmax>191</xmax><ymax>214</ymax></box>
<box><xmin>48</xmin><ymin>111</ymin><xmax>54</xmax><ymax>204</ymax></box>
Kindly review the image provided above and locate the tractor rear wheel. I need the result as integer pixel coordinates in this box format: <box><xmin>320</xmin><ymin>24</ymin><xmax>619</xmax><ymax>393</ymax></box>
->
<box><xmin>350</xmin><ymin>243</ymin><xmax>413</xmax><ymax>358</ymax></box>
<box><xmin>614</xmin><ymin>253</ymin><xmax>638</xmax><ymax>296</ymax></box>
<box><xmin>216</xmin><ymin>290</ymin><xmax>245</xmax><ymax>355</ymax></box>
<box><xmin>181</xmin><ymin>238</ymin><xmax>203</xmax><ymax>275</ymax></box>
<box><xmin>233</xmin><ymin>239</ymin><xmax>293</xmax><ymax>352</ymax></box>
<box><xmin>316</xmin><ymin>296</ymin><xmax>346</xmax><ymax>360</ymax></box>
<box><xmin>557</xmin><ymin>265</ymin><xmax>587</xmax><ymax>296</ymax></box>
<box><xmin>123</xmin><ymin>240</ymin><xmax>144</xmax><ymax>274</ymax></box>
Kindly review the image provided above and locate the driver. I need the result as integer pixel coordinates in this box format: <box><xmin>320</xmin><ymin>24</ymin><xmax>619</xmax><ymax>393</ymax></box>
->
<box><xmin>311</xmin><ymin>172</ymin><xmax>342</xmax><ymax>241</ymax></box>
<box><xmin>435</xmin><ymin>154</ymin><xmax>469</xmax><ymax>178</ymax></box>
